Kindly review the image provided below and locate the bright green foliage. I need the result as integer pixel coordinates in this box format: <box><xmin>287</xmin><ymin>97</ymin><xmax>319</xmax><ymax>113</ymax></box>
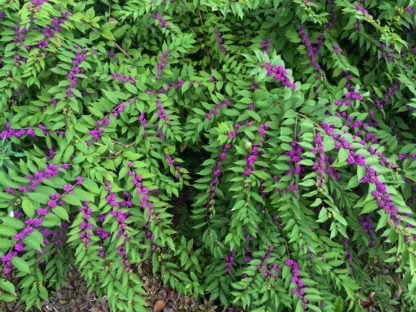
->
<box><xmin>0</xmin><ymin>0</ymin><xmax>416</xmax><ymax>311</ymax></box>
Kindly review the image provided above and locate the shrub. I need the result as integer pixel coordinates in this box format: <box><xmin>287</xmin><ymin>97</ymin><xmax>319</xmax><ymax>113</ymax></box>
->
<box><xmin>0</xmin><ymin>0</ymin><xmax>416</xmax><ymax>311</ymax></box>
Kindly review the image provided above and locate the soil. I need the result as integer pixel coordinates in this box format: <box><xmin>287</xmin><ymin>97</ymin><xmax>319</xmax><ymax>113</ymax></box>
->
<box><xmin>0</xmin><ymin>269</ymin><xmax>230</xmax><ymax>312</ymax></box>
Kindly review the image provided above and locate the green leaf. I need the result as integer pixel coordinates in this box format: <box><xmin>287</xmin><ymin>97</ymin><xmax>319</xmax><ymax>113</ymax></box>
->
<box><xmin>0</xmin><ymin>294</ymin><xmax>16</xmax><ymax>302</ymax></box>
<box><xmin>345</xmin><ymin>176</ymin><xmax>359</xmax><ymax>190</ymax></box>
<box><xmin>54</xmin><ymin>206</ymin><xmax>69</xmax><ymax>221</ymax></box>
<box><xmin>0</xmin><ymin>278</ymin><xmax>16</xmax><ymax>296</ymax></box>
<box><xmin>63</xmin><ymin>194</ymin><xmax>82</xmax><ymax>206</ymax></box>
<box><xmin>23</xmin><ymin>231</ymin><xmax>43</xmax><ymax>251</ymax></box>
<box><xmin>0</xmin><ymin>238</ymin><xmax>13</xmax><ymax>249</ymax></box>
<box><xmin>103</xmin><ymin>89</ymin><xmax>119</xmax><ymax>104</ymax></box>
<box><xmin>317</xmin><ymin>207</ymin><xmax>328</xmax><ymax>223</ymax></box>
<box><xmin>252</xmin><ymin>170</ymin><xmax>271</xmax><ymax>180</ymax></box>
<box><xmin>361</xmin><ymin>200</ymin><xmax>378</xmax><ymax>214</ymax></box>
<box><xmin>299</xmin><ymin>179</ymin><xmax>315</xmax><ymax>187</ymax></box>
<box><xmin>124</xmin><ymin>151</ymin><xmax>141</xmax><ymax>160</ymax></box>
<box><xmin>11</xmin><ymin>257</ymin><xmax>31</xmax><ymax>274</ymax></box>
<box><xmin>3</xmin><ymin>217</ymin><xmax>25</xmax><ymax>229</ymax></box>
<box><xmin>83</xmin><ymin>179</ymin><xmax>100</xmax><ymax>194</ymax></box>
<box><xmin>28</xmin><ymin>192</ymin><xmax>50</xmax><ymax>204</ymax></box>
<box><xmin>101</xmin><ymin>22</ymin><xmax>116</xmax><ymax>40</ymax></box>
<box><xmin>310</xmin><ymin>198</ymin><xmax>322</xmax><ymax>207</ymax></box>
<box><xmin>42</xmin><ymin>214</ymin><xmax>61</xmax><ymax>227</ymax></box>
<box><xmin>125</xmin><ymin>83</ymin><xmax>138</xmax><ymax>94</ymax></box>
<box><xmin>323</xmin><ymin>116</ymin><xmax>342</xmax><ymax>127</ymax></box>
<box><xmin>0</xmin><ymin>172</ymin><xmax>19</xmax><ymax>188</ymax></box>
<box><xmin>246</xmin><ymin>110</ymin><xmax>261</xmax><ymax>122</ymax></box>
<box><xmin>334</xmin><ymin>297</ymin><xmax>344</xmax><ymax>312</ymax></box>
<box><xmin>0</xmin><ymin>227</ymin><xmax>17</xmax><ymax>237</ymax></box>
<box><xmin>22</xmin><ymin>198</ymin><xmax>35</xmax><ymax>218</ymax></box>
<box><xmin>338</xmin><ymin>148</ymin><xmax>349</xmax><ymax>163</ymax></box>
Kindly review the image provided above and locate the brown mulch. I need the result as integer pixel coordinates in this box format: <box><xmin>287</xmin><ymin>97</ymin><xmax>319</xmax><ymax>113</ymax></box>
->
<box><xmin>0</xmin><ymin>269</ymin><xmax>232</xmax><ymax>312</ymax></box>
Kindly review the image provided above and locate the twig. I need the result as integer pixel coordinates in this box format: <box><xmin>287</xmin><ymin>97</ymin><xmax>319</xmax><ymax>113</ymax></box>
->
<box><xmin>79</xmin><ymin>18</ymin><xmax>132</xmax><ymax>59</ymax></box>
<box><xmin>90</xmin><ymin>25</ymin><xmax>131</xmax><ymax>59</ymax></box>
<box><xmin>113</xmin><ymin>141</ymin><xmax>136</xmax><ymax>158</ymax></box>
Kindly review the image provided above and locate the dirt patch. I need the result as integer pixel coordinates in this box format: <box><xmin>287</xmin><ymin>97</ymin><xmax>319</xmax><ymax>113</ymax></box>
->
<box><xmin>0</xmin><ymin>269</ymin><xmax>228</xmax><ymax>312</ymax></box>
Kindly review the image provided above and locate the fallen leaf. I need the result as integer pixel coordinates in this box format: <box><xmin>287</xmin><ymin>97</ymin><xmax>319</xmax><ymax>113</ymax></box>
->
<box><xmin>153</xmin><ymin>300</ymin><xmax>166</xmax><ymax>312</ymax></box>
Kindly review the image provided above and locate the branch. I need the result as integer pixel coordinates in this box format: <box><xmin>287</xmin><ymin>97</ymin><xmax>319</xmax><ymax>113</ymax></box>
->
<box><xmin>77</xmin><ymin>17</ymin><xmax>132</xmax><ymax>59</ymax></box>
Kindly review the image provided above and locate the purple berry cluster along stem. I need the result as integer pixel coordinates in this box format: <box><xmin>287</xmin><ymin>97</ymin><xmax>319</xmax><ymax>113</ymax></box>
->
<box><xmin>227</xmin><ymin>123</ymin><xmax>240</xmax><ymax>139</ymax></box>
<box><xmin>285</xmin><ymin>259</ymin><xmax>308</xmax><ymax>310</ymax></box>
<box><xmin>6</xmin><ymin>163</ymin><xmax>69</xmax><ymax>194</ymax></box>
<box><xmin>79</xmin><ymin>200</ymin><xmax>93</xmax><ymax>246</ymax></box>
<box><xmin>95</xmin><ymin>212</ymin><xmax>110</xmax><ymax>257</ymax></box>
<box><xmin>155</xmin><ymin>50</ymin><xmax>171</xmax><ymax>80</ymax></box>
<box><xmin>157</xmin><ymin>79</ymin><xmax>185</xmax><ymax>94</ymax></box>
<box><xmin>342</xmin><ymin>238</ymin><xmax>353</xmax><ymax>265</ymax></box>
<box><xmin>244</xmin><ymin>145</ymin><xmax>259</xmax><ymax>177</ymax></box>
<box><xmin>111</xmin><ymin>209</ymin><xmax>131</xmax><ymax>264</ymax></box>
<box><xmin>322</xmin><ymin>122</ymin><xmax>401</xmax><ymax>225</ymax></box>
<box><xmin>205</xmin><ymin>99</ymin><xmax>230</xmax><ymax>120</ymax></box>
<box><xmin>112</xmin><ymin>72</ymin><xmax>136</xmax><ymax>85</ymax></box>
<box><xmin>152</xmin><ymin>13</ymin><xmax>171</xmax><ymax>30</ymax></box>
<box><xmin>86</xmin><ymin>100</ymin><xmax>130</xmax><ymax>145</ymax></box>
<box><xmin>298</xmin><ymin>26</ymin><xmax>321</xmax><ymax>74</ymax></box>
<box><xmin>0</xmin><ymin>123</ymin><xmax>42</xmax><ymax>140</ymax></box>
<box><xmin>138</xmin><ymin>110</ymin><xmax>149</xmax><ymax>135</ymax></box>
<box><xmin>38</xmin><ymin>11</ymin><xmax>69</xmax><ymax>49</ymax></box>
<box><xmin>286</xmin><ymin>139</ymin><xmax>303</xmax><ymax>192</ymax></box>
<box><xmin>208</xmin><ymin>143</ymin><xmax>232</xmax><ymax>204</ymax></box>
<box><xmin>312</xmin><ymin>130</ymin><xmax>326</xmax><ymax>186</ymax></box>
<box><xmin>358</xmin><ymin>214</ymin><xmax>376</xmax><ymax>247</ymax></box>
<box><xmin>224</xmin><ymin>249</ymin><xmax>236</xmax><ymax>274</ymax></box>
<box><xmin>255</xmin><ymin>246</ymin><xmax>280</xmax><ymax>279</ymax></box>
<box><xmin>214</xmin><ymin>29</ymin><xmax>227</xmax><ymax>54</ymax></box>
<box><xmin>66</xmin><ymin>48</ymin><xmax>87</xmax><ymax>97</ymax></box>
<box><xmin>128</xmin><ymin>165</ymin><xmax>157</xmax><ymax>251</ymax></box>
<box><xmin>1</xmin><ymin>179</ymin><xmax>82</xmax><ymax>274</ymax></box>
<box><xmin>261</xmin><ymin>38</ymin><xmax>271</xmax><ymax>54</ymax></box>
<box><xmin>263</xmin><ymin>61</ymin><xmax>296</xmax><ymax>89</ymax></box>
<box><xmin>165</xmin><ymin>153</ymin><xmax>181</xmax><ymax>178</ymax></box>
<box><xmin>354</xmin><ymin>4</ymin><xmax>369</xmax><ymax>16</ymax></box>
<box><xmin>371</xmin><ymin>81</ymin><xmax>400</xmax><ymax>110</ymax></box>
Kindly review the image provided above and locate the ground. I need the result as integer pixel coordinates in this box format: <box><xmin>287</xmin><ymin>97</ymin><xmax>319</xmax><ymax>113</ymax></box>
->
<box><xmin>0</xmin><ymin>269</ymin><xmax>231</xmax><ymax>311</ymax></box>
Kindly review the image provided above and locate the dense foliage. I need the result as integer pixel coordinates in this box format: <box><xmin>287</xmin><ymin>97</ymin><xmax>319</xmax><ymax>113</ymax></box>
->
<box><xmin>1</xmin><ymin>0</ymin><xmax>416</xmax><ymax>311</ymax></box>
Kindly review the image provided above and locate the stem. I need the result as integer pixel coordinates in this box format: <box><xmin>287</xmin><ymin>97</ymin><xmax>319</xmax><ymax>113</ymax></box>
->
<box><xmin>76</xmin><ymin>16</ymin><xmax>132</xmax><ymax>60</ymax></box>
